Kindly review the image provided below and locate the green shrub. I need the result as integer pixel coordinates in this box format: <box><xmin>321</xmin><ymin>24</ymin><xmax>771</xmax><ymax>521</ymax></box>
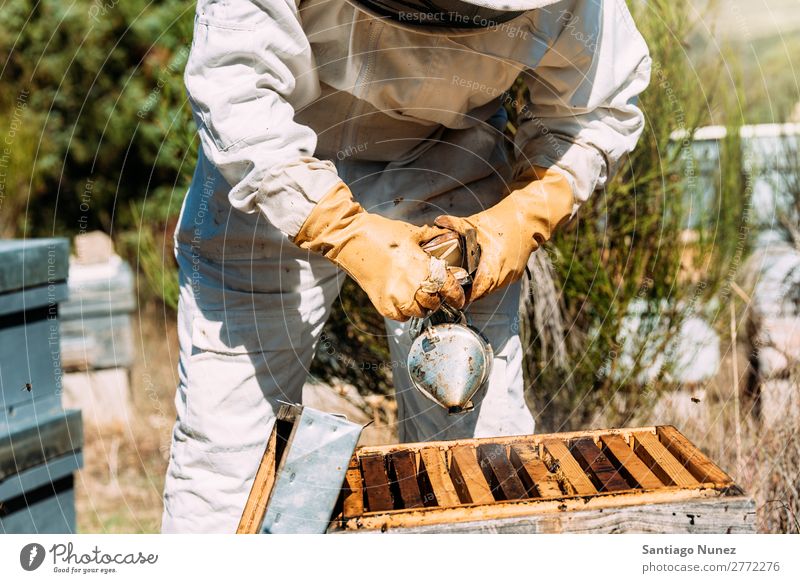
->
<box><xmin>521</xmin><ymin>0</ymin><xmax>751</xmax><ymax>430</ymax></box>
<box><xmin>0</xmin><ymin>0</ymin><xmax>194</xmax><ymax>306</ymax></box>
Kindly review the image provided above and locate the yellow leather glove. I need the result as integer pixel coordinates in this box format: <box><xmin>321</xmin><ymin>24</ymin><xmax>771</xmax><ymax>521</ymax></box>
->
<box><xmin>293</xmin><ymin>182</ymin><xmax>465</xmax><ymax>321</ymax></box>
<box><xmin>434</xmin><ymin>165</ymin><xmax>575</xmax><ymax>303</ymax></box>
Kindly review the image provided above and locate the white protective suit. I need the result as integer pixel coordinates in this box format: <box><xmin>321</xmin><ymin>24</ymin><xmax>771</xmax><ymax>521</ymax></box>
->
<box><xmin>162</xmin><ymin>0</ymin><xmax>651</xmax><ymax>532</ymax></box>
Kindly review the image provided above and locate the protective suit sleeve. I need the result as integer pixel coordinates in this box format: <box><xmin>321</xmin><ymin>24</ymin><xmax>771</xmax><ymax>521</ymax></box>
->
<box><xmin>184</xmin><ymin>0</ymin><xmax>343</xmax><ymax>237</ymax></box>
<box><xmin>514</xmin><ymin>0</ymin><xmax>652</xmax><ymax>208</ymax></box>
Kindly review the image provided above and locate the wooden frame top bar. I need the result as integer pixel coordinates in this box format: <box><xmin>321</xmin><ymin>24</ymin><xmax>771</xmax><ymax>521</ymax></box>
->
<box><xmin>332</xmin><ymin>425</ymin><xmax>742</xmax><ymax>532</ymax></box>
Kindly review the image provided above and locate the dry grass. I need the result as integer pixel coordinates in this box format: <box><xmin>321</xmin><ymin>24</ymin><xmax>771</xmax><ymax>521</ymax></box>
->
<box><xmin>75</xmin><ymin>304</ymin><xmax>178</xmax><ymax>533</ymax></box>
<box><xmin>632</xmin><ymin>343</ymin><xmax>800</xmax><ymax>533</ymax></box>
<box><xmin>743</xmin><ymin>363</ymin><xmax>800</xmax><ymax>533</ymax></box>
<box><xmin>752</xmin><ymin>414</ymin><xmax>800</xmax><ymax>532</ymax></box>
<box><xmin>76</xmin><ymin>423</ymin><xmax>170</xmax><ymax>533</ymax></box>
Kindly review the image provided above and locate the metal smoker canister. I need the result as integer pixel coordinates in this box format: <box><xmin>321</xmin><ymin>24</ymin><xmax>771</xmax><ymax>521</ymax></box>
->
<box><xmin>406</xmin><ymin>231</ymin><xmax>493</xmax><ymax>414</ymax></box>
<box><xmin>407</xmin><ymin>306</ymin><xmax>493</xmax><ymax>414</ymax></box>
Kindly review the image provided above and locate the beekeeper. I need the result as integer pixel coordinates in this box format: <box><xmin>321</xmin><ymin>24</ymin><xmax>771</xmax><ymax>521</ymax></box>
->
<box><xmin>162</xmin><ymin>0</ymin><xmax>651</xmax><ymax>532</ymax></box>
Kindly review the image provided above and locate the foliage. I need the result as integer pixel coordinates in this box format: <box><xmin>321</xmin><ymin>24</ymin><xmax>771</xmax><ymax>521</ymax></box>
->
<box><xmin>310</xmin><ymin>279</ymin><xmax>396</xmax><ymax>395</ymax></box>
<box><xmin>519</xmin><ymin>0</ymin><xmax>751</xmax><ymax>430</ymax></box>
<box><xmin>0</xmin><ymin>0</ymin><xmax>194</xmax><ymax>305</ymax></box>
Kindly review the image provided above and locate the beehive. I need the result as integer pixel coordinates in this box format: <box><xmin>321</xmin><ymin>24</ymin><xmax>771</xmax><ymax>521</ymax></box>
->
<box><xmin>0</xmin><ymin>239</ymin><xmax>83</xmax><ymax>533</ymax></box>
<box><xmin>329</xmin><ymin>425</ymin><xmax>755</xmax><ymax>533</ymax></box>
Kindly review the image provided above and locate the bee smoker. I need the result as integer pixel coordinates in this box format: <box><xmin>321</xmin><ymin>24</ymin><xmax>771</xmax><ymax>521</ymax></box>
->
<box><xmin>406</xmin><ymin>230</ymin><xmax>493</xmax><ymax>414</ymax></box>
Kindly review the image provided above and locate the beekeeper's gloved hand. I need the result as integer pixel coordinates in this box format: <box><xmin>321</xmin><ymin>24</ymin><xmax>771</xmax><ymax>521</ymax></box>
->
<box><xmin>293</xmin><ymin>182</ymin><xmax>465</xmax><ymax>321</ymax></box>
<box><xmin>434</xmin><ymin>165</ymin><xmax>575</xmax><ymax>303</ymax></box>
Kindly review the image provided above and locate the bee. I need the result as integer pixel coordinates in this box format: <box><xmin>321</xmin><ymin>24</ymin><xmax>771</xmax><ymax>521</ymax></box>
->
<box><xmin>21</xmin><ymin>382</ymin><xmax>32</xmax><ymax>393</ymax></box>
<box><xmin>690</xmin><ymin>396</ymin><xmax>701</xmax><ymax>404</ymax></box>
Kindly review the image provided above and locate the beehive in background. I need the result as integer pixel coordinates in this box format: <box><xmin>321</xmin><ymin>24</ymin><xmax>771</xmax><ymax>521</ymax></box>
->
<box><xmin>331</xmin><ymin>425</ymin><xmax>754</xmax><ymax>533</ymax></box>
<box><xmin>60</xmin><ymin>231</ymin><xmax>136</xmax><ymax>426</ymax></box>
<box><xmin>0</xmin><ymin>239</ymin><xmax>83</xmax><ymax>533</ymax></box>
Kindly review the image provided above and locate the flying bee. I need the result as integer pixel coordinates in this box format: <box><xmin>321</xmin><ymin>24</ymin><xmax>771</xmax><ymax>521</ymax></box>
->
<box><xmin>21</xmin><ymin>382</ymin><xmax>32</xmax><ymax>392</ymax></box>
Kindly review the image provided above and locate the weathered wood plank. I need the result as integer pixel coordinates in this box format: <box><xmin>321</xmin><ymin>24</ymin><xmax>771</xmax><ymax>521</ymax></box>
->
<box><xmin>360</xmin><ymin>454</ymin><xmax>394</xmax><ymax>512</ymax></box>
<box><xmin>600</xmin><ymin>434</ymin><xmax>663</xmax><ymax>490</ymax></box>
<box><xmin>342</xmin><ymin>458</ymin><xmax>364</xmax><ymax>519</ymax></box>
<box><xmin>633</xmin><ymin>432</ymin><xmax>698</xmax><ymax>488</ymax></box>
<box><xmin>476</xmin><ymin>444</ymin><xmax>527</xmax><ymax>501</ymax></box>
<box><xmin>0</xmin><ymin>410</ymin><xmax>83</xmax><ymax>481</ymax></box>
<box><xmin>335</xmin><ymin>497</ymin><xmax>756</xmax><ymax>534</ymax></box>
<box><xmin>509</xmin><ymin>444</ymin><xmax>562</xmax><ymax>498</ymax></box>
<box><xmin>542</xmin><ymin>439</ymin><xmax>597</xmax><ymax>495</ymax></box>
<box><xmin>656</xmin><ymin>426</ymin><xmax>733</xmax><ymax>485</ymax></box>
<box><xmin>237</xmin><ymin>430</ymin><xmax>277</xmax><ymax>534</ymax></box>
<box><xmin>338</xmin><ymin>488</ymin><xmax>754</xmax><ymax>533</ymax></box>
<box><xmin>418</xmin><ymin>448</ymin><xmax>461</xmax><ymax>507</ymax></box>
<box><xmin>388</xmin><ymin>450</ymin><xmax>424</xmax><ymax>509</ymax></box>
<box><xmin>449</xmin><ymin>446</ymin><xmax>494</xmax><ymax>505</ymax></box>
<box><xmin>570</xmin><ymin>438</ymin><xmax>631</xmax><ymax>492</ymax></box>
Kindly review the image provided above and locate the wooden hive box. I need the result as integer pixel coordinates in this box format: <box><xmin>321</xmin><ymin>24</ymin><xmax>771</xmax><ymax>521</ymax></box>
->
<box><xmin>329</xmin><ymin>425</ymin><xmax>755</xmax><ymax>534</ymax></box>
<box><xmin>0</xmin><ymin>239</ymin><xmax>83</xmax><ymax>534</ymax></box>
